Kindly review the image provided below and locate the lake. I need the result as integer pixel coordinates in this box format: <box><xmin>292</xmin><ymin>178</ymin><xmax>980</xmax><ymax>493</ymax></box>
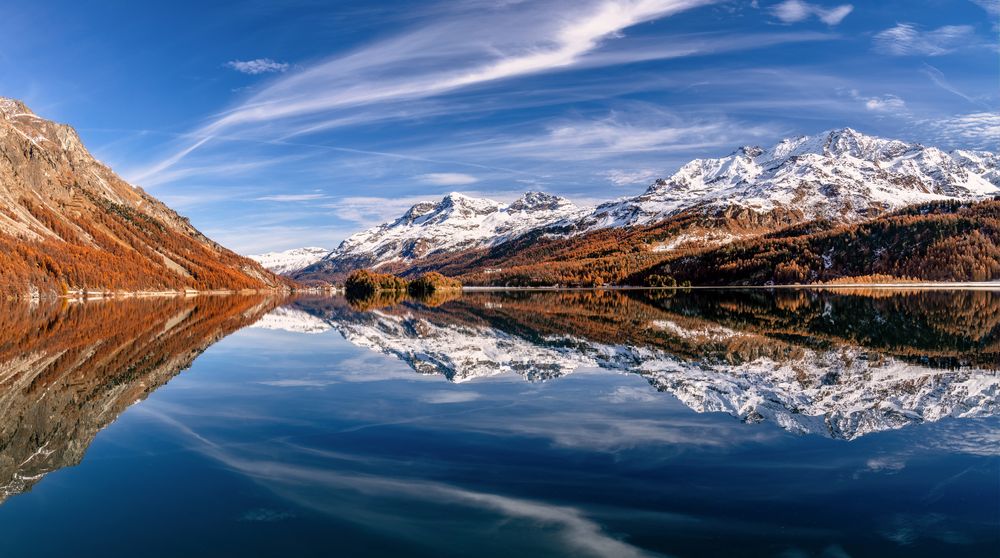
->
<box><xmin>0</xmin><ymin>289</ymin><xmax>996</xmax><ymax>557</ymax></box>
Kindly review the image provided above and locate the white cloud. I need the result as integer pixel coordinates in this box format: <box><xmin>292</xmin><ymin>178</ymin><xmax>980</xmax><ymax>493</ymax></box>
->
<box><xmin>324</xmin><ymin>195</ymin><xmax>441</xmax><ymax>228</ymax></box>
<box><xmin>921</xmin><ymin>63</ymin><xmax>985</xmax><ymax>107</ymax></box>
<box><xmin>873</xmin><ymin>23</ymin><xmax>975</xmax><ymax>56</ymax></box>
<box><xmin>603</xmin><ymin>168</ymin><xmax>660</xmax><ymax>186</ymax></box>
<box><xmin>771</xmin><ymin>0</ymin><xmax>853</xmax><ymax>25</ymax></box>
<box><xmin>924</xmin><ymin>112</ymin><xmax>1000</xmax><ymax>147</ymax></box>
<box><xmin>864</xmin><ymin>95</ymin><xmax>906</xmax><ymax>112</ymax></box>
<box><xmin>226</xmin><ymin>58</ymin><xmax>290</xmax><ymax>75</ymax></box>
<box><xmin>140</xmin><ymin>1</ymin><xmax>722</xmax><ymax>174</ymax></box>
<box><xmin>255</xmin><ymin>193</ymin><xmax>327</xmax><ymax>202</ymax></box>
<box><xmin>448</xmin><ymin>109</ymin><xmax>775</xmax><ymax>162</ymax></box>
<box><xmin>970</xmin><ymin>0</ymin><xmax>1000</xmax><ymax>15</ymax></box>
<box><xmin>418</xmin><ymin>172</ymin><xmax>479</xmax><ymax>186</ymax></box>
<box><xmin>842</xmin><ymin>88</ymin><xmax>907</xmax><ymax>114</ymax></box>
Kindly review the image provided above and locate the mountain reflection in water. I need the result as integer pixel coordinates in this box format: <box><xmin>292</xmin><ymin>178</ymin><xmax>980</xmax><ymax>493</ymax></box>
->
<box><xmin>276</xmin><ymin>289</ymin><xmax>1000</xmax><ymax>440</ymax></box>
<box><xmin>0</xmin><ymin>295</ymin><xmax>278</xmax><ymax>502</ymax></box>
<box><xmin>0</xmin><ymin>289</ymin><xmax>995</xmax><ymax>557</ymax></box>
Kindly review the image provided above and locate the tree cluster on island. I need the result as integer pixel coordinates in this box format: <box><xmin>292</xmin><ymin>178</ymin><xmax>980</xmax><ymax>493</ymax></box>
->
<box><xmin>343</xmin><ymin>269</ymin><xmax>462</xmax><ymax>309</ymax></box>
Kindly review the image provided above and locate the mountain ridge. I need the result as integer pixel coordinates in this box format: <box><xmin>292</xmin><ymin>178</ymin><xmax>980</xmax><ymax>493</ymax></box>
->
<box><xmin>276</xmin><ymin>128</ymin><xmax>998</xmax><ymax>283</ymax></box>
<box><xmin>0</xmin><ymin>97</ymin><xmax>291</xmax><ymax>297</ymax></box>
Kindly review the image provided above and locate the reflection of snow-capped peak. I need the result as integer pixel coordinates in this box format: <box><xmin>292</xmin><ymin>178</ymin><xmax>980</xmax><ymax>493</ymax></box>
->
<box><xmin>252</xmin><ymin>307</ymin><xmax>332</xmax><ymax>334</ymax></box>
<box><xmin>331</xmin><ymin>310</ymin><xmax>589</xmax><ymax>382</ymax></box>
<box><xmin>320</xmin><ymin>303</ymin><xmax>1000</xmax><ymax>440</ymax></box>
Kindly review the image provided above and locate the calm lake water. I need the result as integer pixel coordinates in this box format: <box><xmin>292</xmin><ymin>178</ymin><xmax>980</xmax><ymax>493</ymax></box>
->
<box><xmin>0</xmin><ymin>289</ymin><xmax>997</xmax><ymax>557</ymax></box>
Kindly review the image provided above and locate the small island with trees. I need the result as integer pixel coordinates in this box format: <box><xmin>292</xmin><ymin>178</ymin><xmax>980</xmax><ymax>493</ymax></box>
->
<box><xmin>343</xmin><ymin>269</ymin><xmax>462</xmax><ymax>309</ymax></box>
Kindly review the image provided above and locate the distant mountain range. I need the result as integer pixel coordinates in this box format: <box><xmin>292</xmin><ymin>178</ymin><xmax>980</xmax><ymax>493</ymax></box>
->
<box><xmin>0</xmin><ymin>97</ymin><xmax>289</xmax><ymax>297</ymax></box>
<box><xmin>255</xmin><ymin>128</ymin><xmax>1000</xmax><ymax>285</ymax></box>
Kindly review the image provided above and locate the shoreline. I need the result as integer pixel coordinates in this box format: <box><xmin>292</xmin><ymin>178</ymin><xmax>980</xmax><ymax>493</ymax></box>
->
<box><xmin>9</xmin><ymin>287</ymin><xmax>319</xmax><ymax>302</ymax></box>
<box><xmin>461</xmin><ymin>282</ymin><xmax>1000</xmax><ymax>292</ymax></box>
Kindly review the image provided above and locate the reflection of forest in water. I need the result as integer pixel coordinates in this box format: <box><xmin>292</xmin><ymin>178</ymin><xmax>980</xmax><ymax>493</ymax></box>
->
<box><xmin>0</xmin><ymin>295</ymin><xmax>279</xmax><ymax>503</ymax></box>
<box><xmin>315</xmin><ymin>288</ymin><xmax>1000</xmax><ymax>440</ymax></box>
<box><xmin>333</xmin><ymin>288</ymin><xmax>1000</xmax><ymax>369</ymax></box>
<box><xmin>0</xmin><ymin>288</ymin><xmax>996</xmax><ymax>504</ymax></box>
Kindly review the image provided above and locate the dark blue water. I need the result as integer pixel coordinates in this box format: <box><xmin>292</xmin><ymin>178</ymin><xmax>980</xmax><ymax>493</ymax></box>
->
<box><xmin>0</xmin><ymin>290</ymin><xmax>996</xmax><ymax>557</ymax></box>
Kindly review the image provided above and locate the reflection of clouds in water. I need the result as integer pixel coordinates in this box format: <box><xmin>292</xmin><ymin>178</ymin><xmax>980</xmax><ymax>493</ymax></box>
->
<box><xmin>258</xmin><ymin>379</ymin><xmax>340</xmax><ymax>388</ymax></box>
<box><xmin>436</xmin><ymin>409</ymin><xmax>781</xmax><ymax>452</ymax></box>
<box><xmin>605</xmin><ymin>386</ymin><xmax>659</xmax><ymax>404</ymax></box>
<box><xmin>880</xmin><ymin>513</ymin><xmax>973</xmax><ymax>546</ymax></box>
<box><xmin>421</xmin><ymin>391</ymin><xmax>482</xmax><ymax>404</ymax></box>
<box><xmin>138</xmin><ymin>406</ymin><xmax>659</xmax><ymax>558</ymax></box>
<box><xmin>328</xmin><ymin>352</ymin><xmax>434</xmax><ymax>383</ymax></box>
<box><xmin>922</xmin><ymin>422</ymin><xmax>1000</xmax><ymax>457</ymax></box>
<box><xmin>864</xmin><ymin>457</ymin><xmax>907</xmax><ymax>474</ymax></box>
<box><xmin>239</xmin><ymin>508</ymin><xmax>295</xmax><ymax>522</ymax></box>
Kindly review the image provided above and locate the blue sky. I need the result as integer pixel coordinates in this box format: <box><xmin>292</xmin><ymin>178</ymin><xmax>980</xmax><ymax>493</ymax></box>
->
<box><xmin>1</xmin><ymin>0</ymin><xmax>997</xmax><ymax>253</ymax></box>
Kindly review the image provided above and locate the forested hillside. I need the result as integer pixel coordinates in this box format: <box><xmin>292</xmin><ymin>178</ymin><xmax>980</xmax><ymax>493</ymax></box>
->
<box><xmin>630</xmin><ymin>200</ymin><xmax>1000</xmax><ymax>286</ymax></box>
<box><xmin>0</xmin><ymin>98</ymin><xmax>291</xmax><ymax>298</ymax></box>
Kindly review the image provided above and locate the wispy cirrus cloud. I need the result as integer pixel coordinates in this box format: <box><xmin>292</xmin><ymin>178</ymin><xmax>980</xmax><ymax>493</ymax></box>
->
<box><xmin>440</xmin><ymin>108</ymin><xmax>775</xmax><ymax>162</ymax></box>
<box><xmin>843</xmin><ymin>89</ymin><xmax>907</xmax><ymax>113</ymax></box>
<box><xmin>872</xmin><ymin>23</ymin><xmax>975</xmax><ymax>56</ymax></box>
<box><xmin>923</xmin><ymin>112</ymin><xmax>1000</xmax><ymax>148</ymax></box>
<box><xmin>602</xmin><ymin>168</ymin><xmax>661</xmax><ymax>186</ymax></box>
<box><xmin>226</xmin><ymin>58</ymin><xmax>290</xmax><ymax>74</ymax></box>
<box><xmin>255</xmin><ymin>193</ymin><xmax>327</xmax><ymax>202</ymax></box>
<box><xmin>418</xmin><ymin>172</ymin><xmax>479</xmax><ymax>186</ymax></box>
<box><xmin>864</xmin><ymin>95</ymin><xmax>906</xmax><ymax>112</ymax></box>
<box><xmin>770</xmin><ymin>0</ymin><xmax>853</xmax><ymax>25</ymax></box>
<box><xmin>135</xmin><ymin>1</ymin><xmax>843</xmax><ymax>179</ymax></box>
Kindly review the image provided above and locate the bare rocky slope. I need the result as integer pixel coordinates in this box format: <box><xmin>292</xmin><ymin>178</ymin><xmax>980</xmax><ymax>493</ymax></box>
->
<box><xmin>0</xmin><ymin>97</ymin><xmax>290</xmax><ymax>298</ymax></box>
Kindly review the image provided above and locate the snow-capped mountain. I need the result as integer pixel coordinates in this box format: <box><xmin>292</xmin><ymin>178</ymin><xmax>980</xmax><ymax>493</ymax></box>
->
<box><xmin>287</xmin><ymin>128</ymin><xmax>998</xmax><ymax>280</ymax></box>
<box><xmin>249</xmin><ymin>247</ymin><xmax>329</xmax><ymax>275</ymax></box>
<box><xmin>577</xmin><ymin>128</ymin><xmax>999</xmax><ymax>231</ymax></box>
<box><xmin>298</xmin><ymin>191</ymin><xmax>586</xmax><ymax>277</ymax></box>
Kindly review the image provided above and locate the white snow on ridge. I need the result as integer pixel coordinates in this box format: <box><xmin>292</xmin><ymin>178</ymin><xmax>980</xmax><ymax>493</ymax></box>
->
<box><xmin>577</xmin><ymin>128</ymin><xmax>1000</xmax><ymax>231</ymax></box>
<box><xmin>319</xmin><ymin>191</ymin><xmax>587</xmax><ymax>270</ymax></box>
<box><xmin>249</xmin><ymin>247</ymin><xmax>330</xmax><ymax>275</ymax></box>
<box><xmin>285</xmin><ymin>128</ymin><xmax>998</xmax><ymax>274</ymax></box>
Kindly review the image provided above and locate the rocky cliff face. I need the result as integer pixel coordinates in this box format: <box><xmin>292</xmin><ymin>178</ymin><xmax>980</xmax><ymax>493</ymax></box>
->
<box><xmin>0</xmin><ymin>97</ymin><xmax>289</xmax><ymax>297</ymax></box>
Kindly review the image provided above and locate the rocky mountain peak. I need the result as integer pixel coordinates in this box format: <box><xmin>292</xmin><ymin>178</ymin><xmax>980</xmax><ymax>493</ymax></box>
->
<box><xmin>0</xmin><ymin>97</ymin><xmax>32</xmax><ymax>118</ymax></box>
<box><xmin>508</xmin><ymin>191</ymin><xmax>574</xmax><ymax>212</ymax></box>
<box><xmin>0</xmin><ymin>96</ymin><xmax>287</xmax><ymax>295</ymax></box>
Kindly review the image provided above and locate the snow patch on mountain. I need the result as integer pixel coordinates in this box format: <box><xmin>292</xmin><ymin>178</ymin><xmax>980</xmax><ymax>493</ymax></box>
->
<box><xmin>575</xmin><ymin>128</ymin><xmax>1000</xmax><ymax>231</ymax></box>
<box><xmin>249</xmin><ymin>247</ymin><xmax>330</xmax><ymax>275</ymax></box>
<box><xmin>305</xmin><ymin>191</ymin><xmax>587</xmax><ymax>273</ymax></box>
<box><xmin>285</xmin><ymin>129</ymin><xmax>998</xmax><ymax>278</ymax></box>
